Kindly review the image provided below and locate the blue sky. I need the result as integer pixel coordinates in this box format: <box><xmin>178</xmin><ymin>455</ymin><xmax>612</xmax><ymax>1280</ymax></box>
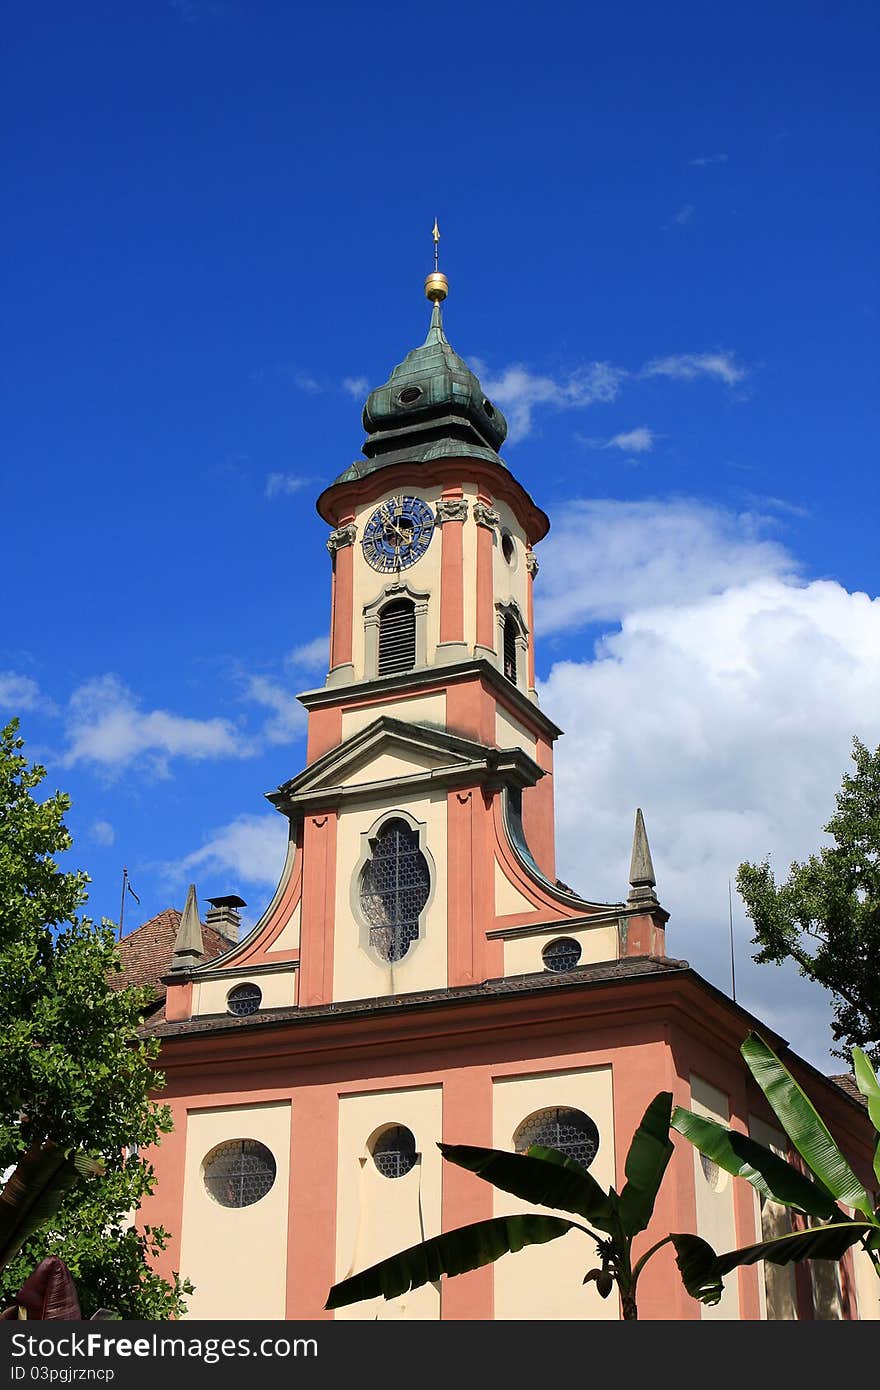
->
<box><xmin>4</xmin><ymin>1</ymin><xmax>879</xmax><ymax>1067</ymax></box>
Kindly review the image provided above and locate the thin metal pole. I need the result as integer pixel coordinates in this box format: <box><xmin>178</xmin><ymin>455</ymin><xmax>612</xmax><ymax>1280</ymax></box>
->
<box><xmin>119</xmin><ymin>866</ymin><xmax>128</xmax><ymax>943</ymax></box>
<box><xmin>728</xmin><ymin>879</ymin><xmax>737</xmax><ymax>1002</ymax></box>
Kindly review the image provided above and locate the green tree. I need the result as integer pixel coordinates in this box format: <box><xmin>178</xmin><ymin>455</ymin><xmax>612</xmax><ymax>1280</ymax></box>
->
<box><xmin>0</xmin><ymin>719</ymin><xmax>190</xmax><ymax>1318</ymax></box>
<box><xmin>737</xmin><ymin>737</ymin><xmax>880</xmax><ymax>1064</ymax></box>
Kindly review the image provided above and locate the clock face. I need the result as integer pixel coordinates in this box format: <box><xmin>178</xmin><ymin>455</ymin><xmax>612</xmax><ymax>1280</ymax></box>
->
<box><xmin>361</xmin><ymin>494</ymin><xmax>435</xmax><ymax>573</ymax></box>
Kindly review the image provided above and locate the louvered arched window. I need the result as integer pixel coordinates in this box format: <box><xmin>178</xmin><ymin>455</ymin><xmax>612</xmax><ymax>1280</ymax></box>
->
<box><xmin>503</xmin><ymin>614</ymin><xmax>518</xmax><ymax>683</ymax></box>
<box><xmin>359</xmin><ymin>817</ymin><xmax>430</xmax><ymax>962</ymax></box>
<box><xmin>378</xmin><ymin>598</ymin><xmax>416</xmax><ymax>675</ymax></box>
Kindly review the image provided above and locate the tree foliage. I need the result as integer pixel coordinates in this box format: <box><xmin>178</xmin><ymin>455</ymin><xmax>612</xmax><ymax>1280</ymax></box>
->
<box><xmin>0</xmin><ymin>719</ymin><xmax>190</xmax><ymax>1318</ymax></box>
<box><xmin>737</xmin><ymin>737</ymin><xmax>880</xmax><ymax>1063</ymax></box>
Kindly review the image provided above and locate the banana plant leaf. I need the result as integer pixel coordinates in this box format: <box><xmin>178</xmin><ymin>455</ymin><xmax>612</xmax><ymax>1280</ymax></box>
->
<box><xmin>670</xmin><ymin>1107</ymin><xmax>838</xmax><ymax>1220</ymax></box>
<box><xmin>671</xmin><ymin>1221</ymin><xmax>875</xmax><ymax>1305</ymax></box>
<box><xmin>852</xmin><ymin>1049</ymin><xmax>880</xmax><ymax>1186</ymax></box>
<box><xmin>742</xmin><ymin>1033</ymin><xmax>874</xmax><ymax>1218</ymax></box>
<box><xmin>326</xmin><ymin>1213</ymin><xmax>581</xmax><ymax>1309</ymax></box>
<box><xmin>438</xmin><ymin>1142</ymin><xmax>615</xmax><ymax>1229</ymax></box>
<box><xmin>618</xmin><ymin>1092</ymin><xmax>674</xmax><ymax>1237</ymax></box>
<box><xmin>0</xmin><ymin>1144</ymin><xmax>104</xmax><ymax>1272</ymax></box>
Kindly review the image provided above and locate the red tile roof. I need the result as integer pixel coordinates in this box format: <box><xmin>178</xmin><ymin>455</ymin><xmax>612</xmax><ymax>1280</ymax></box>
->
<box><xmin>111</xmin><ymin>907</ymin><xmax>233</xmax><ymax>1016</ymax></box>
<box><xmin>829</xmin><ymin>1073</ymin><xmax>868</xmax><ymax>1108</ymax></box>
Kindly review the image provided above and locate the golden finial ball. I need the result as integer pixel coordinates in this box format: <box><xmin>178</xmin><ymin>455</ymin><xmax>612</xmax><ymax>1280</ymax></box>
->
<box><xmin>425</xmin><ymin>271</ymin><xmax>449</xmax><ymax>304</ymax></box>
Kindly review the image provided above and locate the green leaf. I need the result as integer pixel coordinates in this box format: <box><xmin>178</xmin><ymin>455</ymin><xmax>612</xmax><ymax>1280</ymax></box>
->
<box><xmin>670</xmin><ymin>1107</ymin><xmax>838</xmax><ymax>1220</ymax></box>
<box><xmin>669</xmin><ymin>1233</ymin><xmax>725</xmax><ymax>1305</ymax></box>
<box><xmin>671</xmin><ymin>1222</ymin><xmax>876</xmax><ymax>1306</ymax></box>
<box><xmin>0</xmin><ymin>1144</ymin><xmax>102</xmax><ymax>1270</ymax></box>
<box><xmin>326</xmin><ymin>1214</ymin><xmax>579</xmax><ymax>1309</ymax></box>
<box><xmin>852</xmin><ymin>1048</ymin><xmax>880</xmax><ymax>1135</ymax></box>
<box><xmin>742</xmin><ymin>1033</ymin><xmax>875</xmax><ymax>1218</ymax></box>
<box><xmin>618</xmin><ymin>1092</ymin><xmax>674</xmax><ymax>1237</ymax></box>
<box><xmin>438</xmin><ymin>1143</ymin><xmax>615</xmax><ymax>1229</ymax></box>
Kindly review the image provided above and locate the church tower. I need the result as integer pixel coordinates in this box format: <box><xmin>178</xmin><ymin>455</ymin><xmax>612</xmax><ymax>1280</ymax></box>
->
<box><xmin>147</xmin><ymin>240</ymin><xmax>876</xmax><ymax>1323</ymax></box>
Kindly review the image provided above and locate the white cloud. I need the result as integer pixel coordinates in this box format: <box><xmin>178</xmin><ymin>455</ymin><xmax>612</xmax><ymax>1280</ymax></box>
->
<box><xmin>63</xmin><ymin>675</ymin><xmax>252</xmax><ymax>775</ymax></box>
<box><xmin>164</xmin><ymin>812</ymin><xmax>288</xmax><ymax>891</ymax></box>
<box><xmin>642</xmin><ymin>352</ymin><xmax>747</xmax><ymax>387</ymax></box>
<box><xmin>286</xmin><ymin>635</ymin><xmax>329</xmax><ymax>673</ymax></box>
<box><xmin>605</xmin><ymin>427</ymin><xmax>656</xmax><ymax>455</ymax></box>
<box><xmin>342</xmin><ymin>376</ymin><xmax>369</xmax><ymax>399</ymax></box>
<box><xmin>690</xmin><ymin>153</ymin><xmax>728</xmax><ymax>167</ymax></box>
<box><xmin>669</xmin><ymin>203</ymin><xmax>695</xmax><ymax>226</ymax></box>
<box><xmin>245</xmin><ymin>675</ymin><xmax>307</xmax><ymax>744</ymax></box>
<box><xmin>265</xmin><ymin>473</ymin><xmax>312</xmax><ymax>499</ymax></box>
<box><xmin>471</xmin><ymin>359</ymin><xmax>626</xmax><ymax>443</ymax></box>
<box><xmin>536</xmin><ymin>498</ymin><xmax>797</xmax><ymax>634</ymax></box>
<box><xmin>0</xmin><ymin>672</ymin><xmax>54</xmax><ymax>714</ymax></box>
<box><xmin>90</xmin><ymin>819</ymin><xmax>116</xmax><ymax>847</ymax></box>
<box><xmin>537</xmin><ymin>498</ymin><xmax>880</xmax><ymax>1068</ymax></box>
<box><xmin>293</xmin><ymin>371</ymin><xmax>322</xmax><ymax>394</ymax></box>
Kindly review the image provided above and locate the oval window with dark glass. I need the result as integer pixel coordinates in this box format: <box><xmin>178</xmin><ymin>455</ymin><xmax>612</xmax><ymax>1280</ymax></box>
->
<box><xmin>360</xmin><ymin>818</ymin><xmax>430</xmax><ymax>962</ymax></box>
<box><xmin>482</xmin><ymin>398</ymin><xmax>496</xmax><ymax>418</ymax></box>
<box><xmin>202</xmin><ymin>1139</ymin><xmax>276</xmax><ymax>1208</ymax></box>
<box><xmin>370</xmin><ymin>1125</ymin><xmax>418</xmax><ymax>1179</ymax></box>
<box><xmin>227</xmin><ymin>983</ymin><xmax>262</xmax><ymax>1016</ymax></box>
<box><xmin>513</xmin><ymin>1107</ymin><xmax>600</xmax><ymax>1172</ymax></box>
<box><xmin>398</xmin><ymin>386</ymin><xmax>423</xmax><ymax>406</ymax></box>
<box><xmin>542</xmin><ymin>938</ymin><xmax>582</xmax><ymax>972</ymax></box>
<box><xmin>501</xmin><ymin>531</ymin><xmax>516</xmax><ymax>566</ymax></box>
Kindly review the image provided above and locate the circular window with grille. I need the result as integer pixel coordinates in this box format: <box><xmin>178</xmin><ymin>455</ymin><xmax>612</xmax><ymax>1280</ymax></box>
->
<box><xmin>542</xmin><ymin>937</ymin><xmax>582</xmax><ymax>972</ymax></box>
<box><xmin>227</xmin><ymin>983</ymin><xmax>262</xmax><ymax>1016</ymax></box>
<box><xmin>370</xmin><ymin>1125</ymin><xmax>418</xmax><ymax>1179</ymax></box>
<box><xmin>513</xmin><ymin>1107</ymin><xmax>600</xmax><ymax>1172</ymax></box>
<box><xmin>202</xmin><ymin>1139</ymin><xmax>276</xmax><ymax>1208</ymax></box>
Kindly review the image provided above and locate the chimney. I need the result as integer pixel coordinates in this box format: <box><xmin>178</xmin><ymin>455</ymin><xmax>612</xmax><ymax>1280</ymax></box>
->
<box><xmin>205</xmin><ymin>894</ymin><xmax>246</xmax><ymax>943</ymax></box>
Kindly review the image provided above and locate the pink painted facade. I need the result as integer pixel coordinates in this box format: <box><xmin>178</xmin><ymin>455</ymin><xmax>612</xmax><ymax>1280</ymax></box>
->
<box><xmin>140</xmin><ymin>290</ymin><xmax>878</xmax><ymax>1322</ymax></box>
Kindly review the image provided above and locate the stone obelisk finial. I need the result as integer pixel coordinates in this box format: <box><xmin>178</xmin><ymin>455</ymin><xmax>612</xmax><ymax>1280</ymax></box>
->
<box><xmin>170</xmin><ymin>883</ymin><xmax>204</xmax><ymax>971</ymax></box>
<box><xmin>627</xmin><ymin>808</ymin><xmax>659</xmax><ymax>908</ymax></box>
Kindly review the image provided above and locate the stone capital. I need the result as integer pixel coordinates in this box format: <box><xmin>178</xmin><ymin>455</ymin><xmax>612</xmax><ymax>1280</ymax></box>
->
<box><xmin>525</xmin><ymin>551</ymin><xmax>540</xmax><ymax>578</ymax></box>
<box><xmin>436</xmin><ymin>497</ymin><xmax>469</xmax><ymax>524</ymax></box>
<box><xmin>473</xmin><ymin>502</ymin><xmax>500</xmax><ymax>530</ymax></box>
<box><xmin>326</xmin><ymin>524</ymin><xmax>357</xmax><ymax>554</ymax></box>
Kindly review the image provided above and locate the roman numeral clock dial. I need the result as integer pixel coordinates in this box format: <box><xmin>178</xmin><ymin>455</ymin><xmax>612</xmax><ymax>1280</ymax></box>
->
<box><xmin>361</xmin><ymin>495</ymin><xmax>435</xmax><ymax>573</ymax></box>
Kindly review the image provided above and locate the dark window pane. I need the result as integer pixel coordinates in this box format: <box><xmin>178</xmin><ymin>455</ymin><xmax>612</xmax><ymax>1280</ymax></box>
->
<box><xmin>360</xmin><ymin>818</ymin><xmax>430</xmax><ymax>962</ymax></box>
<box><xmin>371</xmin><ymin>1125</ymin><xmax>418</xmax><ymax>1179</ymax></box>
<box><xmin>203</xmin><ymin>1139</ymin><xmax>276</xmax><ymax>1207</ymax></box>
<box><xmin>513</xmin><ymin>1108</ymin><xmax>600</xmax><ymax>1172</ymax></box>
<box><xmin>542</xmin><ymin>938</ymin><xmax>582</xmax><ymax>972</ymax></box>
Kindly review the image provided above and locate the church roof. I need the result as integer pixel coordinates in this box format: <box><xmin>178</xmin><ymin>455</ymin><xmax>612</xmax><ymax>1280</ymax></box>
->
<box><xmin>111</xmin><ymin>906</ymin><xmax>232</xmax><ymax>1014</ymax></box>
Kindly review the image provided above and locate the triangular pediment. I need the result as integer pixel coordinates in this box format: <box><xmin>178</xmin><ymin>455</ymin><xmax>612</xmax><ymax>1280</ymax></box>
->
<box><xmin>269</xmin><ymin>717</ymin><xmax>499</xmax><ymax>807</ymax></box>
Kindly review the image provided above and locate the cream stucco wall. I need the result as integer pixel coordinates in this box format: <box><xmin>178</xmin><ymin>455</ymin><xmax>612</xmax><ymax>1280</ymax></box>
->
<box><xmin>335</xmin><ymin>1086</ymin><xmax>442</xmax><ymax>1320</ymax></box>
<box><xmin>492</xmin><ymin>1067</ymin><xmax>616</xmax><ymax>1320</ymax></box>
<box><xmin>494</xmin><ymin>706</ymin><xmax>537</xmax><ymax>759</ymax></box>
<box><xmin>332</xmin><ymin>789</ymin><xmax>447</xmax><ymax>1002</ymax></box>
<box><xmin>351</xmin><ymin>486</ymin><xmax>444</xmax><ymax>680</ymax></box>
<box><xmin>749</xmin><ymin>1113</ymin><xmax>797</xmax><ymax>1320</ymax></box>
<box><xmin>179</xmin><ymin>1101</ymin><xmax>291</xmax><ymax>1320</ymax></box>
<box><xmin>341</xmin><ymin>692</ymin><xmax>447</xmax><ymax>740</ymax></box>
<box><xmin>691</xmin><ymin>1075</ymin><xmax>740</xmax><ymax>1320</ymax></box>
<box><xmin>853</xmin><ymin>1223</ymin><xmax>880</xmax><ymax>1319</ymax></box>
<box><xmin>267</xmin><ymin>898</ymin><xmax>301</xmax><ymax>952</ymax></box>
<box><xmin>492</xmin><ymin>498</ymin><xmax>530</xmax><ymax>648</ymax></box>
<box><xmin>502</xmin><ymin>923</ymin><xmax>619</xmax><ymax>976</ymax></box>
<box><xmin>192</xmin><ymin>968</ymin><xmax>297</xmax><ymax>1017</ymax></box>
<box><xmin>343</xmin><ymin>745</ymin><xmax>452</xmax><ymax>787</ymax></box>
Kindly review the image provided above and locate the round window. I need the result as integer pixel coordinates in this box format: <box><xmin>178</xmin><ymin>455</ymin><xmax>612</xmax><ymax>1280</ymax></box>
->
<box><xmin>482</xmin><ymin>398</ymin><xmax>496</xmax><ymax>418</ymax></box>
<box><xmin>227</xmin><ymin>983</ymin><xmax>262</xmax><ymax>1016</ymax></box>
<box><xmin>398</xmin><ymin>386</ymin><xmax>423</xmax><ymax>406</ymax></box>
<box><xmin>202</xmin><ymin>1139</ymin><xmax>276</xmax><ymax>1208</ymax></box>
<box><xmin>513</xmin><ymin>1107</ymin><xmax>600</xmax><ymax>1172</ymax></box>
<box><xmin>542</xmin><ymin>937</ymin><xmax>582</xmax><ymax>972</ymax></box>
<box><xmin>370</xmin><ymin>1125</ymin><xmax>418</xmax><ymax>1179</ymax></box>
<box><xmin>500</xmin><ymin>531</ymin><xmax>516</xmax><ymax>566</ymax></box>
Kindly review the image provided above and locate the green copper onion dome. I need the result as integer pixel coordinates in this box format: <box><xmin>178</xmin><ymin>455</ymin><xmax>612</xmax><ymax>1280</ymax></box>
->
<box><xmin>360</xmin><ymin>300</ymin><xmax>508</xmax><ymax>461</ymax></box>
